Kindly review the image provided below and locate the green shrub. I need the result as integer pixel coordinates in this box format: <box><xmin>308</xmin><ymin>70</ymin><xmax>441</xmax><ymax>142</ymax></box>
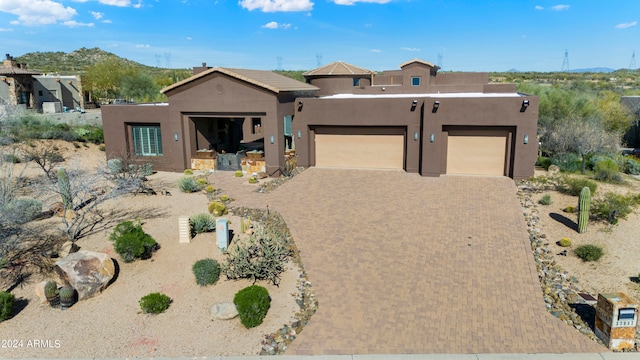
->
<box><xmin>98</xmin><ymin>144</ymin><xmax>106</xmax><ymax>152</ymax></box>
<box><xmin>192</xmin><ymin>258</ymin><xmax>221</xmax><ymax>286</ymax></box>
<box><xmin>233</xmin><ymin>285</ymin><xmax>271</xmax><ymax>329</ymax></box>
<box><xmin>538</xmin><ymin>194</ymin><xmax>552</xmax><ymax>205</ymax></box>
<box><xmin>551</xmin><ymin>153</ymin><xmax>582</xmax><ymax>173</ymax></box>
<box><xmin>248</xmin><ymin>176</ymin><xmax>258</xmax><ymax>184</ymax></box>
<box><xmin>204</xmin><ymin>185</ymin><xmax>216</xmax><ymax>193</ymax></box>
<box><xmin>220</xmin><ymin>194</ymin><xmax>229</xmax><ymax>202</ymax></box>
<box><xmin>0</xmin><ymin>291</ymin><xmax>15</xmax><ymax>322</ymax></box>
<box><xmin>594</xmin><ymin>159</ymin><xmax>623</xmax><ymax>183</ymax></box>
<box><xmin>189</xmin><ymin>213</ymin><xmax>216</xmax><ymax>234</ymax></box>
<box><xmin>558</xmin><ymin>238</ymin><xmax>572</xmax><ymax>247</ymax></box>
<box><xmin>178</xmin><ymin>176</ymin><xmax>201</xmax><ymax>193</ymax></box>
<box><xmin>139</xmin><ymin>293</ymin><xmax>171</xmax><ymax>314</ymax></box>
<box><xmin>234</xmin><ymin>170</ymin><xmax>243</xmax><ymax>177</ymax></box>
<box><xmin>591</xmin><ymin>192</ymin><xmax>640</xmax><ymax>224</ymax></box>
<box><xmin>208</xmin><ymin>201</ymin><xmax>228</xmax><ymax>216</ymax></box>
<box><xmin>575</xmin><ymin>244</ymin><xmax>604</xmax><ymax>262</ymax></box>
<box><xmin>3</xmin><ymin>153</ymin><xmax>21</xmax><ymax>163</ymax></box>
<box><xmin>536</xmin><ymin>156</ymin><xmax>552</xmax><ymax>170</ymax></box>
<box><xmin>622</xmin><ymin>156</ymin><xmax>640</xmax><ymax>175</ymax></box>
<box><xmin>184</xmin><ymin>169</ymin><xmax>193</xmax><ymax>175</ymax></box>
<box><xmin>559</xmin><ymin>177</ymin><xmax>598</xmax><ymax>196</ymax></box>
<box><xmin>222</xmin><ymin>225</ymin><xmax>292</xmax><ymax>286</ymax></box>
<box><xmin>563</xmin><ymin>206</ymin><xmax>576</xmax><ymax>213</ymax></box>
<box><xmin>111</xmin><ymin>221</ymin><xmax>158</xmax><ymax>262</ymax></box>
<box><xmin>3</xmin><ymin>198</ymin><xmax>42</xmax><ymax>224</ymax></box>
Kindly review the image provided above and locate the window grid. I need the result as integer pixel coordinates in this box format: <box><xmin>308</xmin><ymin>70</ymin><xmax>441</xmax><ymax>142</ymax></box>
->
<box><xmin>132</xmin><ymin>125</ymin><xmax>163</xmax><ymax>156</ymax></box>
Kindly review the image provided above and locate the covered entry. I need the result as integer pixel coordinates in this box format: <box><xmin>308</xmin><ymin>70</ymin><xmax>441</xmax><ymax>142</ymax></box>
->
<box><xmin>446</xmin><ymin>129</ymin><xmax>509</xmax><ymax>176</ymax></box>
<box><xmin>314</xmin><ymin>127</ymin><xmax>405</xmax><ymax>170</ymax></box>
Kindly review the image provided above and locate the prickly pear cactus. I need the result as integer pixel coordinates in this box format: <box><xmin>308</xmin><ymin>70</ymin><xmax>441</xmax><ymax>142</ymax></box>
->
<box><xmin>578</xmin><ymin>186</ymin><xmax>591</xmax><ymax>233</ymax></box>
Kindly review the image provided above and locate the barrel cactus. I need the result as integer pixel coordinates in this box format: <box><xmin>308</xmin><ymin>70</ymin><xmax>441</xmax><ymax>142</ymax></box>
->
<box><xmin>59</xmin><ymin>286</ymin><xmax>76</xmax><ymax>310</ymax></box>
<box><xmin>578</xmin><ymin>186</ymin><xmax>591</xmax><ymax>234</ymax></box>
<box><xmin>44</xmin><ymin>280</ymin><xmax>59</xmax><ymax>307</ymax></box>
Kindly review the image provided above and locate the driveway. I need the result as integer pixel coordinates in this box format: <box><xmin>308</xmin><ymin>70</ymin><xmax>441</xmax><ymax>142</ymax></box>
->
<box><xmin>230</xmin><ymin>168</ymin><xmax>605</xmax><ymax>354</ymax></box>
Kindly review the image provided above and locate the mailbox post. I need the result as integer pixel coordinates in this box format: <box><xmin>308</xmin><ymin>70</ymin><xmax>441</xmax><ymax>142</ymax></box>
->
<box><xmin>594</xmin><ymin>292</ymin><xmax>638</xmax><ymax>350</ymax></box>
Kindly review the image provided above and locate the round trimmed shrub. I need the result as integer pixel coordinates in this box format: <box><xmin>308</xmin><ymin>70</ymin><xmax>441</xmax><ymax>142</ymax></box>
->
<box><xmin>220</xmin><ymin>194</ymin><xmax>229</xmax><ymax>202</ymax></box>
<box><xmin>139</xmin><ymin>293</ymin><xmax>171</xmax><ymax>314</ymax></box>
<box><xmin>192</xmin><ymin>259</ymin><xmax>221</xmax><ymax>286</ymax></box>
<box><xmin>0</xmin><ymin>291</ymin><xmax>15</xmax><ymax>322</ymax></box>
<box><xmin>248</xmin><ymin>176</ymin><xmax>258</xmax><ymax>184</ymax></box>
<box><xmin>233</xmin><ymin>285</ymin><xmax>271</xmax><ymax>329</ymax></box>
<box><xmin>594</xmin><ymin>159</ymin><xmax>622</xmax><ymax>183</ymax></box>
<box><xmin>208</xmin><ymin>201</ymin><xmax>228</xmax><ymax>216</ymax></box>
<box><xmin>196</xmin><ymin>177</ymin><xmax>208</xmax><ymax>185</ymax></box>
<box><xmin>234</xmin><ymin>170</ymin><xmax>243</xmax><ymax>177</ymax></box>
<box><xmin>111</xmin><ymin>221</ymin><xmax>158</xmax><ymax>262</ymax></box>
<box><xmin>558</xmin><ymin>238</ymin><xmax>572</xmax><ymax>247</ymax></box>
<box><xmin>575</xmin><ymin>244</ymin><xmax>604</xmax><ymax>262</ymax></box>
<box><xmin>204</xmin><ymin>185</ymin><xmax>216</xmax><ymax>193</ymax></box>
<box><xmin>184</xmin><ymin>169</ymin><xmax>193</xmax><ymax>175</ymax></box>
<box><xmin>178</xmin><ymin>176</ymin><xmax>201</xmax><ymax>193</ymax></box>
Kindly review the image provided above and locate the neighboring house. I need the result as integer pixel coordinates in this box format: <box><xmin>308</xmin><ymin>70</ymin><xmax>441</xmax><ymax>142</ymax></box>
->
<box><xmin>102</xmin><ymin>59</ymin><xmax>539</xmax><ymax>180</ymax></box>
<box><xmin>0</xmin><ymin>54</ymin><xmax>41</xmax><ymax>108</ymax></box>
<box><xmin>0</xmin><ymin>54</ymin><xmax>85</xmax><ymax>112</ymax></box>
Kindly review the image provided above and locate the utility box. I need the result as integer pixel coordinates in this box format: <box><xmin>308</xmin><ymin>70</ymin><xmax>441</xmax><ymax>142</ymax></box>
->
<box><xmin>216</xmin><ymin>218</ymin><xmax>229</xmax><ymax>250</ymax></box>
<box><xmin>594</xmin><ymin>292</ymin><xmax>639</xmax><ymax>350</ymax></box>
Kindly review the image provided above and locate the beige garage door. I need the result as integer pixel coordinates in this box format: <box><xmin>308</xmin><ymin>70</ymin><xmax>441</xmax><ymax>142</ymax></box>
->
<box><xmin>447</xmin><ymin>130</ymin><xmax>508</xmax><ymax>176</ymax></box>
<box><xmin>315</xmin><ymin>134</ymin><xmax>404</xmax><ymax>169</ymax></box>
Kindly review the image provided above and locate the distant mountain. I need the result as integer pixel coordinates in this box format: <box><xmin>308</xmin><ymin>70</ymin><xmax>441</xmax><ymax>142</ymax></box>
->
<box><xmin>15</xmin><ymin>47</ymin><xmax>154</xmax><ymax>74</ymax></box>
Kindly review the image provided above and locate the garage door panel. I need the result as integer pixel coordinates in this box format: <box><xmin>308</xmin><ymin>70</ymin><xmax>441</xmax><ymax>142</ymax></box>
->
<box><xmin>447</xmin><ymin>132</ymin><xmax>507</xmax><ymax>176</ymax></box>
<box><xmin>315</xmin><ymin>134</ymin><xmax>404</xmax><ymax>169</ymax></box>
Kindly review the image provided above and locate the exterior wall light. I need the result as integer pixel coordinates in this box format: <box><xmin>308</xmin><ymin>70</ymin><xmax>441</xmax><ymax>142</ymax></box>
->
<box><xmin>270</xmin><ymin>135</ymin><xmax>275</xmax><ymax>144</ymax></box>
<box><xmin>411</xmin><ymin>100</ymin><xmax>418</xmax><ymax>112</ymax></box>
<box><xmin>297</xmin><ymin>130</ymin><xmax>301</xmax><ymax>139</ymax></box>
<box><xmin>432</xmin><ymin>101</ymin><xmax>440</xmax><ymax>113</ymax></box>
<box><xmin>520</xmin><ymin>99</ymin><xmax>529</xmax><ymax>112</ymax></box>
<box><xmin>174</xmin><ymin>132</ymin><xmax>179</xmax><ymax>141</ymax></box>
<box><xmin>297</xmin><ymin>101</ymin><xmax>303</xmax><ymax>111</ymax></box>
<box><xmin>524</xmin><ymin>134</ymin><xmax>529</xmax><ymax>144</ymax></box>
<box><xmin>430</xmin><ymin>133</ymin><xmax>435</xmax><ymax>143</ymax></box>
<box><xmin>413</xmin><ymin>131</ymin><xmax>419</xmax><ymax>141</ymax></box>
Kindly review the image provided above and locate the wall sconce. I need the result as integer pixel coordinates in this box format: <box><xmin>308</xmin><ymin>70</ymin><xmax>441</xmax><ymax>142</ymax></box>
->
<box><xmin>413</xmin><ymin>131</ymin><xmax>419</xmax><ymax>141</ymax></box>
<box><xmin>520</xmin><ymin>99</ymin><xmax>529</xmax><ymax>112</ymax></box>
<box><xmin>432</xmin><ymin>101</ymin><xmax>440</xmax><ymax>113</ymax></box>
<box><xmin>524</xmin><ymin>134</ymin><xmax>529</xmax><ymax>144</ymax></box>
<box><xmin>174</xmin><ymin>132</ymin><xmax>179</xmax><ymax>141</ymax></box>
<box><xmin>410</xmin><ymin>100</ymin><xmax>418</xmax><ymax>112</ymax></box>
<box><xmin>270</xmin><ymin>135</ymin><xmax>275</xmax><ymax>144</ymax></box>
<box><xmin>297</xmin><ymin>101</ymin><xmax>303</xmax><ymax>111</ymax></box>
<box><xmin>297</xmin><ymin>130</ymin><xmax>301</xmax><ymax>139</ymax></box>
<box><xmin>430</xmin><ymin>133</ymin><xmax>435</xmax><ymax>143</ymax></box>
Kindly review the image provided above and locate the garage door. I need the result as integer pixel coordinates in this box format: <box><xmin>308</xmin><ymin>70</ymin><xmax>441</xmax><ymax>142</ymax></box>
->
<box><xmin>315</xmin><ymin>133</ymin><xmax>404</xmax><ymax>169</ymax></box>
<box><xmin>446</xmin><ymin>130</ymin><xmax>508</xmax><ymax>176</ymax></box>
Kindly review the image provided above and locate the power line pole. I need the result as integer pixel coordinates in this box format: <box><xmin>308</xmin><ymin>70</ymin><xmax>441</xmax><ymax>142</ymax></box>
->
<box><xmin>561</xmin><ymin>49</ymin><xmax>570</xmax><ymax>72</ymax></box>
<box><xmin>630</xmin><ymin>51</ymin><xmax>636</xmax><ymax>72</ymax></box>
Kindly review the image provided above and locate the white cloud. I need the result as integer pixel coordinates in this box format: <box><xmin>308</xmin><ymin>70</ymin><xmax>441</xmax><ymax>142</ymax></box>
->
<box><xmin>550</xmin><ymin>4</ymin><xmax>569</xmax><ymax>11</ymax></box>
<box><xmin>370</xmin><ymin>49</ymin><xmax>381</xmax><ymax>53</ymax></box>
<box><xmin>91</xmin><ymin>11</ymin><xmax>104</xmax><ymax>19</ymax></box>
<box><xmin>99</xmin><ymin>0</ymin><xmax>130</xmax><ymax>6</ymax></box>
<box><xmin>534</xmin><ymin>5</ymin><xmax>543</xmax><ymax>10</ymax></box>
<box><xmin>401</xmin><ymin>47</ymin><xmax>420</xmax><ymax>52</ymax></box>
<box><xmin>0</xmin><ymin>27</ymin><xmax>13</xmax><ymax>31</ymax></box>
<box><xmin>135</xmin><ymin>44</ymin><xmax>150</xmax><ymax>48</ymax></box>
<box><xmin>0</xmin><ymin>0</ymin><xmax>77</xmax><ymax>25</ymax></box>
<box><xmin>239</xmin><ymin>0</ymin><xmax>313</xmax><ymax>12</ymax></box>
<box><xmin>332</xmin><ymin>0</ymin><xmax>389</xmax><ymax>5</ymax></box>
<box><xmin>615</xmin><ymin>21</ymin><xmax>637</xmax><ymax>29</ymax></box>
<box><xmin>186</xmin><ymin>36</ymin><xmax>192</xmax><ymax>40</ymax></box>
<box><xmin>63</xmin><ymin>20</ymin><xmax>94</xmax><ymax>27</ymax></box>
<box><xmin>133</xmin><ymin>1</ymin><xmax>141</xmax><ymax>8</ymax></box>
<box><xmin>262</xmin><ymin>21</ymin><xmax>291</xmax><ymax>29</ymax></box>
<box><xmin>102</xmin><ymin>19</ymin><xmax>112</xmax><ymax>23</ymax></box>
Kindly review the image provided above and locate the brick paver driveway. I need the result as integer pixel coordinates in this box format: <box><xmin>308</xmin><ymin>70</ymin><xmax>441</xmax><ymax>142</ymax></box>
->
<box><xmin>234</xmin><ymin>168</ymin><xmax>604</xmax><ymax>354</ymax></box>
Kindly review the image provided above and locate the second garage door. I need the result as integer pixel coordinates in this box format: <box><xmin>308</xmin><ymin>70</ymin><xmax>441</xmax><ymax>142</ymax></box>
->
<box><xmin>315</xmin><ymin>131</ymin><xmax>405</xmax><ymax>170</ymax></box>
<box><xmin>446</xmin><ymin>130</ymin><xmax>508</xmax><ymax>176</ymax></box>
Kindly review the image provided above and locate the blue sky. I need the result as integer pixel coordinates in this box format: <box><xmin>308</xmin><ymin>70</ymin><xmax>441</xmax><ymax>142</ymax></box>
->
<box><xmin>0</xmin><ymin>0</ymin><xmax>638</xmax><ymax>72</ymax></box>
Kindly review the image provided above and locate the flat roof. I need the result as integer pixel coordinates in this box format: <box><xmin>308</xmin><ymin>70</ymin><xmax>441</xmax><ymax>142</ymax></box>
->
<box><xmin>319</xmin><ymin>92</ymin><xmax>525</xmax><ymax>99</ymax></box>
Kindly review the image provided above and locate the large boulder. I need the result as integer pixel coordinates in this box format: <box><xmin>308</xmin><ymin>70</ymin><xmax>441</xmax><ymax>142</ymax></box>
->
<box><xmin>55</xmin><ymin>251</ymin><xmax>116</xmax><ymax>300</ymax></box>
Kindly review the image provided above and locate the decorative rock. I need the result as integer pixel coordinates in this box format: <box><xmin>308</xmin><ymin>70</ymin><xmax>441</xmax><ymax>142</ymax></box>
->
<box><xmin>55</xmin><ymin>250</ymin><xmax>115</xmax><ymax>300</ymax></box>
<box><xmin>210</xmin><ymin>302</ymin><xmax>238</xmax><ymax>320</ymax></box>
<box><xmin>34</xmin><ymin>280</ymin><xmax>49</xmax><ymax>304</ymax></box>
<box><xmin>58</xmin><ymin>241</ymin><xmax>80</xmax><ymax>258</ymax></box>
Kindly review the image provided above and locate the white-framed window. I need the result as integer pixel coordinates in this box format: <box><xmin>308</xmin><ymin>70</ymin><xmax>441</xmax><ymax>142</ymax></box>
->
<box><xmin>132</xmin><ymin>125</ymin><xmax>163</xmax><ymax>156</ymax></box>
<box><xmin>411</xmin><ymin>76</ymin><xmax>421</xmax><ymax>86</ymax></box>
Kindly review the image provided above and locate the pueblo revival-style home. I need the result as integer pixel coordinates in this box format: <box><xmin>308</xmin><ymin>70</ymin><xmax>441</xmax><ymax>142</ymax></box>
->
<box><xmin>101</xmin><ymin>59</ymin><xmax>538</xmax><ymax>180</ymax></box>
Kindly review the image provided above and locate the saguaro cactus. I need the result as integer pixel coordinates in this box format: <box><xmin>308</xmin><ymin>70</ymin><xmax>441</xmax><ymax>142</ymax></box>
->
<box><xmin>578</xmin><ymin>186</ymin><xmax>591</xmax><ymax>233</ymax></box>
